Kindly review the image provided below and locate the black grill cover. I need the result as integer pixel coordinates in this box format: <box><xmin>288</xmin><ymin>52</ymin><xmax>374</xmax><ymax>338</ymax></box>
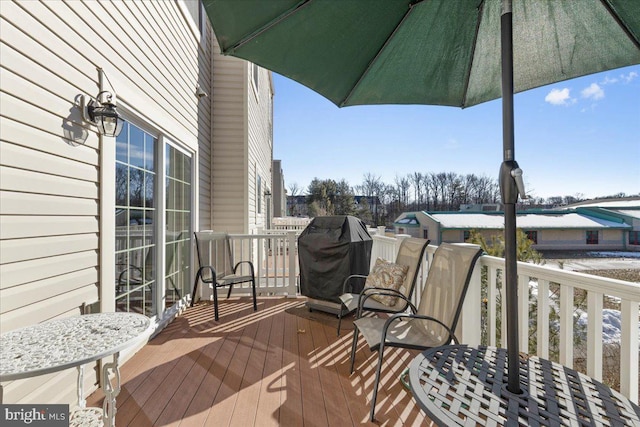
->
<box><xmin>298</xmin><ymin>215</ymin><xmax>372</xmax><ymax>303</ymax></box>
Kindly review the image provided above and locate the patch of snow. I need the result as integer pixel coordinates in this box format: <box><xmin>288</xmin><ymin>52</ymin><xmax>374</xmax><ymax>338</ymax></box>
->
<box><xmin>577</xmin><ymin>309</ymin><xmax>640</xmax><ymax>345</ymax></box>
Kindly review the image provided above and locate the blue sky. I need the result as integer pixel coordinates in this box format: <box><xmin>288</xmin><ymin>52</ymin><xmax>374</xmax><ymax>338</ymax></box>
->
<box><xmin>273</xmin><ymin>65</ymin><xmax>639</xmax><ymax>200</ymax></box>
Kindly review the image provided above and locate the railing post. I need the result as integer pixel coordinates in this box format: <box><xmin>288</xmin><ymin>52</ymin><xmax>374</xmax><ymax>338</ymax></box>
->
<box><xmin>536</xmin><ymin>279</ymin><xmax>550</xmax><ymax>358</ymax></box>
<box><xmin>559</xmin><ymin>284</ymin><xmax>574</xmax><ymax>367</ymax></box>
<box><xmin>499</xmin><ymin>266</ymin><xmax>507</xmax><ymax>348</ymax></box>
<box><xmin>487</xmin><ymin>265</ymin><xmax>498</xmax><ymax>347</ymax></box>
<box><xmin>518</xmin><ymin>275</ymin><xmax>529</xmax><ymax>353</ymax></box>
<box><xmin>459</xmin><ymin>261</ymin><xmax>482</xmax><ymax>346</ymax></box>
<box><xmin>286</xmin><ymin>231</ymin><xmax>297</xmax><ymax>297</ymax></box>
<box><xmin>587</xmin><ymin>291</ymin><xmax>603</xmax><ymax>381</ymax></box>
<box><xmin>620</xmin><ymin>299</ymin><xmax>639</xmax><ymax>402</ymax></box>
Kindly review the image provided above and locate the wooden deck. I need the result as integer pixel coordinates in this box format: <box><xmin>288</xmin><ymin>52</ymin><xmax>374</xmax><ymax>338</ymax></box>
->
<box><xmin>87</xmin><ymin>297</ymin><xmax>433</xmax><ymax>426</ymax></box>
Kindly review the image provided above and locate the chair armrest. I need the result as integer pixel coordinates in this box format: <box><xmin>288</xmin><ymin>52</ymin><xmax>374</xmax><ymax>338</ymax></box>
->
<box><xmin>341</xmin><ymin>274</ymin><xmax>368</xmax><ymax>294</ymax></box>
<box><xmin>381</xmin><ymin>313</ymin><xmax>459</xmax><ymax>345</ymax></box>
<box><xmin>233</xmin><ymin>260</ymin><xmax>255</xmax><ymax>278</ymax></box>
<box><xmin>357</xmin><ymin>289</ymin><xmax>417</xmax><ymax>318</ymax></box>
<box><xmin>196</xmin><ymin>265</ymin><xmax>218</xmax><ymax>283</ymax></box>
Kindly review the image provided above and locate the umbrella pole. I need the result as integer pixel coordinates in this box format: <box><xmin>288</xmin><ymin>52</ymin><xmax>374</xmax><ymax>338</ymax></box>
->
<box><xmin>500</xmin><ymin>0</ymin><xmax>522</xmax><ymax>395</ymax></box>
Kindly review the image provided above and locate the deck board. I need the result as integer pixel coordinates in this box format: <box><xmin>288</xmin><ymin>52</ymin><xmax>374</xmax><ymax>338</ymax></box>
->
<box><xmin>87</xmin><ymin>297</ymin><xmax>433</xmax><ymax>426</ymax></box>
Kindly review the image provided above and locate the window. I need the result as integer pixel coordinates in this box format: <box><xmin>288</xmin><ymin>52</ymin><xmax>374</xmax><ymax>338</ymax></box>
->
<box><xmin>115</xmin><ymin>122</ymin><xmax>193</xmax><ymax>316</ymax></box>
<box><xmin>525</xmin><ymin>230</ymin><xmax>538</xmax><ymax>244</ymax></box>
<box><xmin>257</xmin><ymin>174</ymin><xmax>262</xmax><ymax>214</ymax></box>
<box><xmin>629</xmin><ymin>231</ymin><xmax>640</xmax><ymax>246</ymax></box>
<box><xmin>182</xmin><ymin>0</ymin><xmax>206</xmax><ymax>40</ymax></box>
<box><xmin>463</xmin><ymin>231</ymin><xmax>471</xmax><ymax>241</ymax></box>
<box><xmin>115</xmin><ymin>122</ymin><xmax>157</xmax><ymax>316</ymax></box>
<box><xmin>397</xmin><ymin>217</ymin><xmax>418</xmax><ymax>225</ymax></box>
<box><xmin>198</xmin><ymin>0</ymin><xmax>206</xmax><ymax>38</ymax></box>
<box><xmin>586</xmin><ymin>230</ymin><xmax>598</xmax><ymax>245</ymax></box>
<box><xmin>252</xmin><ymin>63</ymin><xmax>259</xmax><ymax>93</ymax></box>
<box><xmin>165</xmin><ymin>145</ymin><xmax>192</xmax><ymax>308</ymax></box>
<box><xmin>423</xmin><ymin>229</ymin><xmax>429</xmax><ymax>240</ymax></box>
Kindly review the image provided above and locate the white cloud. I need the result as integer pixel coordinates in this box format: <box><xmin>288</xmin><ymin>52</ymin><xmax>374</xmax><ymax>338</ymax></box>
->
<box><xmin>581</xmin><ymin>83</ymin><xmax>604</xmax><ymax>100</ymax></box>
<box><xmin>545</xmin><ymin>88</ymin><xmax>572</xmax><ymax>105</ymax></box>
<box><xmin>601</xmin><ymin>71</ymin><xmax>637</xmax><ymax>85</ymax></box>
<box><xmin>622</xmin><ymin>71</ymin><xmax>638</xmax><ymax>83</ymax></box>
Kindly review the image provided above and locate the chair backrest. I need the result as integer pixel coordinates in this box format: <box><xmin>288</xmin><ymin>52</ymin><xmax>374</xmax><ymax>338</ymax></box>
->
<box><xmin>194</xmin><ymin>231</ymin><xmax>234</xmax><ymax>280</ymax></box>
<box><xmin>389</xmin><ymin>237</ymin><xmax>430</xmax><ymax>308</ymax></box>
<box><xmin>416</xmin><ymin>243</ymin><xmax>483</xmax><ymax>346</ymax></box>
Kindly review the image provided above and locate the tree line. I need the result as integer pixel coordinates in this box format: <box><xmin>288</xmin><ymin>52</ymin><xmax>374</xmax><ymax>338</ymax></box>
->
<box><xmin>287</xmin><ymin>172</ymin><xmax>633</xmax><ymax>226</ymax></box>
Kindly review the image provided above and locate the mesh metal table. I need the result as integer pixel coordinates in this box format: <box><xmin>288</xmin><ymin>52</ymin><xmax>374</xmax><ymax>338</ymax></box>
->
<box><xmin>1</xmin><ymin>313</ymin><xmax>151</xmax><ymax>427</ymax></box>
<box><xmin>409</xmin><ymin>345</ymin><xmax>640</xmax><ymax>426</ymax></box>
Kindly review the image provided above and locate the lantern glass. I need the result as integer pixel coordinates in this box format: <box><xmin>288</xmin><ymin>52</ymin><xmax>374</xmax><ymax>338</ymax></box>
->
<box><xmin>91</xmin><ymin>101</ymin><xmax>124</xmax><ymax>137</ymax></box>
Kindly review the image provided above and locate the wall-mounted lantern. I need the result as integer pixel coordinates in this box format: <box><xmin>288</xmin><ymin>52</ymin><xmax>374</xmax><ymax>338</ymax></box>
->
<box><xmin>82</xmin><ymin>90</ymin><xmax>125</xmax><ymax>137</ymax></box>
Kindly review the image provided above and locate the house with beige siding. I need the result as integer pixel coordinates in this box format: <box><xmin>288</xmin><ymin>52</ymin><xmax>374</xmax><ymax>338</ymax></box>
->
<box><xmin>209</xmin><ymin>39</ymin><xmax>274</xmax><ymax>234</ymax></box>
<box><xmin>0</xmin><ymin>0</ymin><xmax>273</xmax><ymax>409</ymax></box>
<box><xmin>272</xmin><ymin>159</ymin><xmax>287</xmax><ymax>219</ymax></box>
<box><xmin>394</xmin><ymin>200</ymin><xmax>639</xmax><ymax>251</ymax></box>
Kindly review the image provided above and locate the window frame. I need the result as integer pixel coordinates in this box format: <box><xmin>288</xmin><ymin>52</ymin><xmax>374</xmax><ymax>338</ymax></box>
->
<box><xmin>114</xmin><ymin>121</ymin><xmax>160</xmax><ymax>317</ymax></box>
<box><xmin>250</xmin><ymin>63</ymin><xmax>260</xmax><ymax>99</ymax></box>
<box><xmin>257</xmin><ymin>174</ymin><xmax>262</xmax><ymax>214</ymax></box>
<box><xmin>113</xmin><ymin>118</ymin><xmax>195</xmax><ymax>318</ymax></box>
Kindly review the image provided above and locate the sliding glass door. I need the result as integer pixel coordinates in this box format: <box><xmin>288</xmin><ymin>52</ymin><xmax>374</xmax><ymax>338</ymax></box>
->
<box><xmin>114</xmin><ymin>121</ymin><xmax>192</xmax><ymax>316</ymax></box>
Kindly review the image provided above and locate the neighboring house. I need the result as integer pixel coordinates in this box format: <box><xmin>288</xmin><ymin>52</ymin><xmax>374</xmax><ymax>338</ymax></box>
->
<box><xmin>210</xmin><ymin>38</ymin><xmax>274</xmax><ymax>234</ymax></box>
<box><xmin>272</xmin><ymin>159</ymin><xmax>287</xmax><ymax>218</ymax></box>
<box><xmin>394</xmin><ymin>198</ymin><xmax>639</xmax><ymax>251</ymax></box>
<box><xmin>287</xmin><ymin>194</ymin><xmax>309</xmax><ymax>217</ymax></box>
<box><xmin>286</xmin><ymin>194</ymin><xmax>383</xmax><ymax>220</ymax></box>
<box><xmin>354</xmin><ymin>195</ymin><xmax>384</xmax><ymax>220</ymax></box>
<box><xmin>0</xmin><ymin>0</ymin><xmax>273</xmax><ymax>407</ymax></box>
<box><xmin>395</xmin><ymin>213</ymin><xmax>427</xmax><ymax>238</ymax></box>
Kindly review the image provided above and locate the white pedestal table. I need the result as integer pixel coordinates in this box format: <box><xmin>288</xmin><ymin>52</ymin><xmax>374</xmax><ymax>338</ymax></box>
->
<box><xmin>0</xmin><ymin>312</ymin><xmax>151</xmax><ymax>427</ymax></box>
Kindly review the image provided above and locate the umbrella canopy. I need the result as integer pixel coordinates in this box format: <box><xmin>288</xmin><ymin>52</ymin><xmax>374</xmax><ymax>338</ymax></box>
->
<box><xmin>203</xmin><ymin>0</ymin><xmax>640</xmax><ymax>401</ymax></box>
<box><xmin>205</xmin><ymin>0</ymin><xmax>639</xmax><ymax>108</ymax></box>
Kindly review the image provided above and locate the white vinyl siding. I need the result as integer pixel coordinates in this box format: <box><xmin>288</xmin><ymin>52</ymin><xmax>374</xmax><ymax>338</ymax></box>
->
<box><xmin>210</xmin><ymin>54</ymin><xmax>273</xmax><ymax>234</ymax></box>
<box><xmin>211</xmin><ymin>36</ymin><xmax>248</xmax><ymax>233</ymax></box>
<box><xmin>196</xmin><ymin>5</ymin><xmax>213</xmax><ymax>230</ymax></box>
<box><xmin>247</xmin><ymin>64</ymin><xmax>274</xmax><ymax>232</ymax></box>
<box><xmin>0</xmin><ymin>0</ymin><xmax>209</xmax><ymax>407</ymax></box>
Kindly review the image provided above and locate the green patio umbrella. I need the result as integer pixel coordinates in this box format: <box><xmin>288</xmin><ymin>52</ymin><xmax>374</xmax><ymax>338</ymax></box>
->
<box><xmin>202</xmin><ymin>0</ymin><xmax>640</xmax><ymax>396</ymax></box>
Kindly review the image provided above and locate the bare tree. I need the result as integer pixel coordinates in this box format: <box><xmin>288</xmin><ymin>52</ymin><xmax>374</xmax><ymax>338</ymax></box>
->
<box><xmin>394</xmin><ymin>174</ymin><xmax>411</xmax><ymax>211</ymax></box>
<box><xmin>288</xmin><ymin>182</ymin><xmax>301</xmax><ymax>196</ymax></box>
<box><xmin>422</xmin><ymin>173</ymin><xmax>431</xmax><ymax>211</ymax></box>
<box><xmin>410</xmin><ymin>172</ymin><xmax>424</xmax><ymax>210</ymax></box>
<box><xmin>357</xmin><ymin>173</ymin><xmax>385</xmax><ymax>225</ymax></box>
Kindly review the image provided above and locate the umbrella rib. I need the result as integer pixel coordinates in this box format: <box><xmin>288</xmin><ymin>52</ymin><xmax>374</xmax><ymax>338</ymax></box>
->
<box><xmin>599</xmin><ymin>0</ymin><xmax>640</xmax><ymax>50</ymax></box>
<box><xmin>461</xmin><ymin>0</ymin><xmax>486</xmax><ymax>108</ymax></box>
<box><xmin>223</xmin><ymin>0</ymin><xmax>314</xmax><ymax>54</ymax></box>
<box><xmin>339</xmin><ymin>1</ymin><xmax>424</xmax><ymax>107</ymax></box>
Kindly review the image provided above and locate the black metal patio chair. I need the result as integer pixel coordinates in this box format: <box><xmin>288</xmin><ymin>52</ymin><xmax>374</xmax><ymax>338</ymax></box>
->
<box><xmin>191</xmin><ymin>231</ymin><xmax>257</xmax><ymax>320</ymax></box>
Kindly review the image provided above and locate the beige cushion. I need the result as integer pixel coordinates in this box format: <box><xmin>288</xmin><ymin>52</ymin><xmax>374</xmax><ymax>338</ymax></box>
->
<box><xmin>364</xmin><ymin>258</ymin><xmax>409</xmax><ymax>306</ymax></box>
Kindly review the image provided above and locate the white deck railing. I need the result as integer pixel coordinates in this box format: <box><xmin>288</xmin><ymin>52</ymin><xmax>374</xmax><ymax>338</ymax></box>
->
<box><xmin>202</xmin><ymin>230</ymin><xmax>639</xmax><ymax>402</ymax></box>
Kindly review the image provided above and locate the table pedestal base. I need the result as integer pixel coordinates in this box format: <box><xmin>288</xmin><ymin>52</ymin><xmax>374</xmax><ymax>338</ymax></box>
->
<box><xmin>70</xmin><ymin>407</ymin><xmax>103</xmax><ymax>427</ymax></box>
<box><xmin>73</xmin><ymin>353</ymin><xmax>121</xmax><ymax>427</ymax></box>
<box><xmin>102</xmin><ymin>353</ymin><xmax>121</xmax><ymax>427</ymax></box>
